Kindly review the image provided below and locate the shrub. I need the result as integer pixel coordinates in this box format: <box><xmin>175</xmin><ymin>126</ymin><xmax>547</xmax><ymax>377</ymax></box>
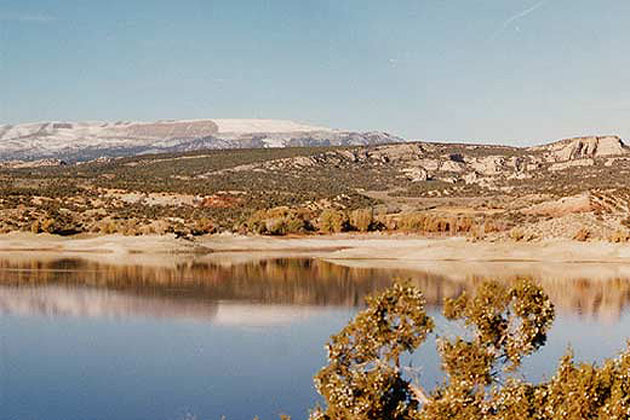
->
<box><xmin>455</xmin><ymin>216</ymin><xmax>474</xmax><ymax>233</ymax></box>
<box><xmin>265</xmin><ymin>217</ymin><xmax>287</xmax><ymax>236</ymax></box>
<box><xmin>285</xmin><ymin>215</ymin><xmax>310</xmax><ymax>234</ymax></box>
<box><xmin>318</xmin><ymin>209</ymin><xmax>349</xmax><ymax>233</ymax></box>
<box><xmin>311</xmin><ymin>282</ymin><xmax>434</xmax><ymax>420</ymax></box>
<box><xmin>396</xmin><ymin>213</ymin><xmax>483</xmax><ymax>236</ymax></box>
<box><xmin>484</xmin><ymin>219</ymin><xmax>501</xmax><ymax>233</ymax></box>
<box><xmin>397</xmin><ymin>213</ymin><xmax>426</xmax><ymax>232</ymax></box>
<box><xmin>192</xmin><ymin>217</ymin><xmax>216</xmax><ymax>236</ymax></box>
<box><xmin>99</xmin><ymin>220</ymin><xmax>117</xmax><ymax>235</ymax></box>
<box><xmin>350</xmin><ymin>208</ymin><xmax>374</xmax><ymax>232</ymax></box>
<box><xmin>41</xmin><ymin>218</ymin><xmax>56</xmax><ymax>234</ymax></box>
<box><xmin>312</xmin><ymin>279</ymin><xmax>573</xmax><ymax>420</ymax></box>
<box><xmin>469</xmin><ymin>224</ymin><xmax>485</xmax><ymax>241</ymax></box>
<box><xmin>312</xmin><ymin>280</ymin><xmax>630</xmax><ymax>420</ymax></box>
<box><xmin>610</xmin><ymin>229</ymin><xmax>630</xmax><ymax>243</ymax></box>
<box><xmin>246</xmin><ymin>207</ymin><xmax>314</xmax><ymax>236</ymax></box>
<box><xmin>31</xmin><ymin>220</ymin><xmax>41</xmax><ymax>233</ymax></box>
<box><xmin>574</xmin><ymin>227</ymin><xmax>590</xmax><ymax>242</ymax></box>
<box><xmin>509</xmin><ymin>228</ymin><xmax>525</xmax><ymax>241</ymax></box>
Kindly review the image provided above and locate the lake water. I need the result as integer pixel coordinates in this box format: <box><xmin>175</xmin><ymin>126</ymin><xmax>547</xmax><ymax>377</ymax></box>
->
<box><xmin>1</xmin><ymin>256</ymin><xmax>630</xmax><ymax>419</ymax></box>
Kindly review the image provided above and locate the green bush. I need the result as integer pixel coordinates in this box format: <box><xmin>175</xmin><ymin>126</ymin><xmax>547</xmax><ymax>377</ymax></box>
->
<box><xmin>310</xmin><ymin>279</ymin><xmax>630</xmax><ymax>420</ymax></box>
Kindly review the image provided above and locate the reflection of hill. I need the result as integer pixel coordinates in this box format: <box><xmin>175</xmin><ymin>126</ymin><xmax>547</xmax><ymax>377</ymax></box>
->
<box><xmin>0</xmin><ymin>285</ymin><xmax>218</xmax><ymax>320</ymax></box>
<box><xmin>0</xmin><ymin>284</ymin><xmax>325</xmax><ymax>325</ymax></box>
<box><xmin>536</xmin><ymin>277</ymin><xmax>630</xmax><ymax>323</ymax></box>
<box><xmin>1</xmin><ymin>257</ymin><xmax>629</xmax><ymax>321</ymax></box>
<box><xmin>329</xmin><ymin>259</ymin><xmax>630</xmax><ymax>322</ymax></box>
<box><xmin>0</xmin><ymin>258</ymin><xmax>419</xmax><ymax>305</ymax></box>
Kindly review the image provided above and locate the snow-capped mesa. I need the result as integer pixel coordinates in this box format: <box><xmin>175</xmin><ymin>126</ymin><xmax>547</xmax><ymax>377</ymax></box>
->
<box><xmin>0</xmin><ymin>118</ymin><xmax>403</xmax><ymax>161</ymax></box>
<box><xmin>212</xmin><ymin>119</ymin><xmax>333</xmax><ymax>134</ymax></box>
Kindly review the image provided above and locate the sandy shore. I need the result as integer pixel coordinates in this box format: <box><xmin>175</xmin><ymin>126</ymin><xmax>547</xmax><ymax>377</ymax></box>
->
<box><xmin>3</xmin><ymin>232</ymin><xmax>630</xmax><ymax>264</ymax></box>
<box><xmin>201</xmin><ymin>234</ymin><xmax>630</xmax><ymax>263</ymax></box>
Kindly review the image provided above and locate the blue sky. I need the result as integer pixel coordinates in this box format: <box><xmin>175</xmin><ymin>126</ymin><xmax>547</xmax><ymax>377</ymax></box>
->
<box><xmin>1</xmin><ymin>0</ymin><xmax>630</xmax><ymax>145</ymax></box>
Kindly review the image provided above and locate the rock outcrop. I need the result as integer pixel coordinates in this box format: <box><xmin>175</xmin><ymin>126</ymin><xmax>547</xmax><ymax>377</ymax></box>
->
<box><xmin>530</xmin><ymin>135</ymin><xmax>629</xmax><ymax>162</ymax></box>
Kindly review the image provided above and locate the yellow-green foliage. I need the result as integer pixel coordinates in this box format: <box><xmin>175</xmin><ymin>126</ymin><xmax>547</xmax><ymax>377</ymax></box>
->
<box><xmin>509</xmin><ymin>228</ymin><xmax>525</xmax><ymax>241</ymax></box>
<box><xmin>574</xmin><ymin>227</ymin><xmax>591</xmax><ymax>242</ymax></box>
<box><xmin>484</xmin><ymin>219</ymin><xmax>501</xmax><ymax>233</ymax></box>
<box><xmin>395</xmin><ymin>213</ymin><xmax>476</xmax><ymax>235</ymax></box>
<box><xmin>311</xmin><ymin>282</ymin><xmax>434</xmax><ymax>420</ymax></box>
<box><xmin>610</xmin><ymin>229</ymin><xmax>630</xmax><ymax>243</ymax></box>
<box><xmin>30</xmin><ymin>220</ymin><xmax>41</xmax><ymax>233</ymax></box>
<box><xmin>246</xmin><ymin>207</ymin><xmax>314</xmax><ymax>236</ymax></box>
<box><xmin>350</xmin><ymin>208</ymin><xmax>374</xmax><ymax>232</ymax></box>
<box><xmin>311</xmin><ymin>279</ymin><xmax>630</xmax><ymax>420</ymax></box>
<box><xmin>193</xmin><ymin>217</ymin><xmax>216</xmax><ymax>235</ymax></box>
<box><xmin>318</xmin><ymin>209</ymin><xmax>349</xmax><ymax>234</ymax></box>
<box><xmin>41</xmin><ymin>218</ymin><xmax>56</xmax><ymax>233</ymax></box>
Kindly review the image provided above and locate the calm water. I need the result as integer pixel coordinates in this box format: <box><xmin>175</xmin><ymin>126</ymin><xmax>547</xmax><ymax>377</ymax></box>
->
<box><xmin>1</xmin><ymin>256</ymin><xmax>630</xmax><ymax>419</ymax></box>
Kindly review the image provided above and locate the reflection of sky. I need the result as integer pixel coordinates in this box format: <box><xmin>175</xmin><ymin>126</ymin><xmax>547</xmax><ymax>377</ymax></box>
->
<box><xmin>408</xmin><ymin>309</ymin><xmax>630</xmax><ymax>393</ymax></box>
<box><xmin>213</xmin><ymin>303</ymin><xmax>324</xmax><ymax>327</ymax></box>
<box><xmin>2</xmin><ymin>303</ymin><xmax>629</xmax><ymax>420</ymax></box>
<box><xmin>523</xmin><ymin>310</ymin><xmax>630</xmax><ymax>382</ymax></box>
<box><xmin>0</xmin><ymin>285</ymin><xmax>326</xmax><ymax>327</ymax></box>
<box><xmin>0</xmin><ymin>310</ymin><xmax>356</xmax><ymax>420</ymax></box>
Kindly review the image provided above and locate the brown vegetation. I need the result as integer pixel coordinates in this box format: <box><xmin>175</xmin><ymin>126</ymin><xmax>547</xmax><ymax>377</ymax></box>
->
<box><xmin>574</xmin><ymin>227</ymin><xmax>591</xmax><ymax>242</ymax></box>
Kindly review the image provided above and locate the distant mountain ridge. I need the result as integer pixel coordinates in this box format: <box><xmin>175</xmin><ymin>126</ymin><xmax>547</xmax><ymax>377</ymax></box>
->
<box><xmin>1</xmin><ymin>118</ymin><xmax>627</xmax><ymax>165</ymax></box>
<box><xmin>0</xmin><ymin>118</ymin><xmax>403</xmax><ymax>161</ymax></box>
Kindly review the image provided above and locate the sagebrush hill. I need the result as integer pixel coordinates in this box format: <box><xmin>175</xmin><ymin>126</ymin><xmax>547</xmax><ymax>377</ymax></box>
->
<box><xmin>1</xmin><ymin>131</ymin><xmax>630</xmax><ymax>241</ymax></box>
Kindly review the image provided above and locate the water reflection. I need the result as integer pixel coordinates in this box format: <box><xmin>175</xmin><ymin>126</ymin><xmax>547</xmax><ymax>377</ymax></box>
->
<box><xmin>1</xmin><ymin>257</ymin><xmax>630</xmax><ymax>322</ymax></box>
<box><xmin>1</xmin><ymin>255</ymin><xmax>630</xmax><ymax>420</ymax></box>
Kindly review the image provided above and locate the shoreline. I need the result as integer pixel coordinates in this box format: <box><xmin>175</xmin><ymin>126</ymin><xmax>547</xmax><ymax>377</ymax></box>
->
<box><xmin>2</xmin><ymin>232</ymin><xmax>630</xmax><ymax>264</ymax></box>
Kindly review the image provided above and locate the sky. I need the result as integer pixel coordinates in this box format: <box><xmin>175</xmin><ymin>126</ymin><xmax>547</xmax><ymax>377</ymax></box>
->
<box><xmin>1</xmin><ymin>0</ymin><xmax>630</xmax><ymax>145</ymax></box>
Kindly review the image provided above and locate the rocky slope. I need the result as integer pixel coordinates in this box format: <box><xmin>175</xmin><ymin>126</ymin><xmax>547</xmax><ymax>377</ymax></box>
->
<box><xmin>0</xmin><ymin>118</ymin><xmax>403</xmax><ymax>161</ymax></box>
<box><xmin>528</xmin><ymin>135</ymin><xmax>629</xmax><ymax>161</ymax></box>
<box><xmin>225</xmin><ymin>135</ymin><xmax>630</xmax><ymax>189</ymax></box>
<box><xmin>2</xmin><ymin>131</ymin><xmax>630</xmax><ymax>242</ymax></box>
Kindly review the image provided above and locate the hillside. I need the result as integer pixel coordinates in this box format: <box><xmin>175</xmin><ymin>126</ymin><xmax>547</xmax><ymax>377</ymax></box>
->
<box><xmin>0</xmin><ymin>118</ymin><xmax>403</xmax><ymax>161</ymax></box>
<box><xmin>1</xmin><ymin>134</ymin><xmax>630</xmax><ymax>241</ymax></box>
